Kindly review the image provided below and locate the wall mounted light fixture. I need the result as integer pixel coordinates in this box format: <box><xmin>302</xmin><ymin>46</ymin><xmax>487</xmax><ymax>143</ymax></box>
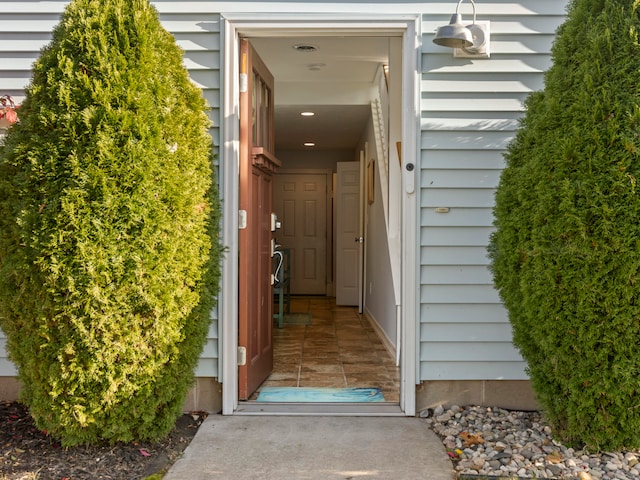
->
<box><xmin>433</xmin><ymin>0</ymin><xmax>490</xmax><ymax>58</ymax></box>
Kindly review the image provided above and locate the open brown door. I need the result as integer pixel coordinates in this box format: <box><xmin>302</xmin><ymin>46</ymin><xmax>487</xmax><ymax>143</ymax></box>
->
<box><xmin>238</xmin><ymin>39</ymin><xmax>280</xmax><ymax>400</ymax></box>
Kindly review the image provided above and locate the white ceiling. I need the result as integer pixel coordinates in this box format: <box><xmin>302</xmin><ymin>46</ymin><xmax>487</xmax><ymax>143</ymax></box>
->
<box><xmin>249</xmin><ymin>36</ymin><xmax>390</xmax><ymax>151</ymax></box>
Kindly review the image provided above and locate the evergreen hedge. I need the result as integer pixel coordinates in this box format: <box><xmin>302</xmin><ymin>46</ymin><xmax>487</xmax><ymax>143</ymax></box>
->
<box><xmin>0</xmin><ymin>0</ymin><xmax>221</xmax><ymax>445</ymax></box>
<box><xmin>489</xmin><ymin>0</ymin><xmax>640</xmax><ymax>450</ymax></box>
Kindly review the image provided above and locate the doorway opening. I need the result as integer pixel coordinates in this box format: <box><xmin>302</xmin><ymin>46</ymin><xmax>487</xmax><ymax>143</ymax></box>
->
<box><xmin>220</xmin><ymin>17</ymin><xmax>419</xmax><ymax>415</ymax></box>
<box><xmin>243</xmin><ymin>34</ymin><xmax>401</xmax><ymax>405</ymax></box>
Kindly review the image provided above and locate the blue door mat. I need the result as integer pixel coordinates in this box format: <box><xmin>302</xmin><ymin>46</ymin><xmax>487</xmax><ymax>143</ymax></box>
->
<box><xmin>256</xmin><ymin>386</ymin><xmax>385</xmax><ymax>403</ymax></box>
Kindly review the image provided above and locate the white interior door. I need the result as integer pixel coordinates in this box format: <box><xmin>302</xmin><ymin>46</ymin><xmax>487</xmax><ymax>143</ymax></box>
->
<box><xmin>273</xmin><ymin>173</ymin><xmax>327</xmax><ymax>295</ymax></box>
<box><xmin>336</xmin><ymin>162</ymin><xmax>362</xmax><ymax>306</ymax></box>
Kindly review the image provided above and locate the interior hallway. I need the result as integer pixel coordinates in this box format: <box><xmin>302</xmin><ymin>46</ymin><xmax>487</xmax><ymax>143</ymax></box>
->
<box><xmin>251</xmin><ymin>296</ymin><xmax>400</xmax><ymax>402</ymax></box>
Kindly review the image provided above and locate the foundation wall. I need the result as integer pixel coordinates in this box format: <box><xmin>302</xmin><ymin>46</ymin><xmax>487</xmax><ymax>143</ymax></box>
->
<box><xmin>0</xmin><ymin>377</ymin><xmax>223</xmax><ymax>413</ymax></box>
<box><xmin>4</xmin><ymin>376</ymin><xmax>538</xmax><ymax>414</ymax></box>
<box><xmin>0</xmin><ymin>377</ymin><xmax>21</xmax><ymax>401</ymax></box>
<box><xmin>416</xmin><ymin>380</ymin><xmax>539</xmax><ymax>413</ymax></box>
<box><xmin>182</xmin><ymin>378</ymin><xmax>223</xmax><ymax>413</ymax></box>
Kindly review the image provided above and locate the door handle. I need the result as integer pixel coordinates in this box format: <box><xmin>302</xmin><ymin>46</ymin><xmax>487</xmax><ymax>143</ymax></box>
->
<box><xmin>355</xmin><ymin>237</ymin><xmax>364</xmax><ymax>243</ymax></box>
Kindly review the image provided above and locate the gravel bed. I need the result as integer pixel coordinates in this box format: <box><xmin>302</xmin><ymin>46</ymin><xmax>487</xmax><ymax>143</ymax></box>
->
<box><xmin>422</xmin><ymin>405</ymin><xmax>640</xmax><ymax>480</ymax></box>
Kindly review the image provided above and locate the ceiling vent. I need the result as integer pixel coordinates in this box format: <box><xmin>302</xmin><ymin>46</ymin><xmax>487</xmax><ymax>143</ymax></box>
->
<box><xmin>293</xmin><ymin>44</ymin><xmax>318</xmax><ymax>53</ymax></box>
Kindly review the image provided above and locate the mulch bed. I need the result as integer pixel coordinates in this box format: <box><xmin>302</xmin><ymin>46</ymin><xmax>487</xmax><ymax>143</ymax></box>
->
<box><xmin>0</xmin><ymin>400</ymin><xmax>205</xmax><ymax>480</ymax></box>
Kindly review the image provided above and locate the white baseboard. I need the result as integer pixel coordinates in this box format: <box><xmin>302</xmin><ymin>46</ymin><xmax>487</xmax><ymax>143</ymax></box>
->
<box><xmin>363</xmin><ymin>310</ymin><xmax>396</xmax><ymax>361</ymax></box>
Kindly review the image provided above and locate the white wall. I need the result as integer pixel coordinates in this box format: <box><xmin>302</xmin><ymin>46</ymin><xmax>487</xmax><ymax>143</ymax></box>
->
<box><xmin>358</xmin><ymin>119</ymin><xmax>398</xmax><ymax>349</ymax></box>
<box><xmin>277</xmin><ymin>149</ymin><xmax>353</xmax><ymax>171</ymax></box>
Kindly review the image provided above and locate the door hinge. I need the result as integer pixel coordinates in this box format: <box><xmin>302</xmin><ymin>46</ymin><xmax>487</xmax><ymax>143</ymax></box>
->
<box><xmin>238</xmin><ymin>210</ymin><xmax>247</xmax><ymax>229</ymax></box>
<box><xmin>237</xmin><ymin>346</ymin><xmax>247</xmax><ymax>366</ymax></box>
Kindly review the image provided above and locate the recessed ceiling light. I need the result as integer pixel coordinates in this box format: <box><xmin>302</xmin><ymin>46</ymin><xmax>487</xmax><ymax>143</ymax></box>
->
<box><xmin>301</xmin><ymin>111</ymin><xmax>315</xmax><ymax>117</ymax></box>
<box><xmin>304</xmin><ymin>142</ymin><xmax>315</xmax><ymax>147</ymax></box>
<box><xmin>293</xmin><ymin>44</ymin><xmax>318</xmax><ymax>53</ymax></box>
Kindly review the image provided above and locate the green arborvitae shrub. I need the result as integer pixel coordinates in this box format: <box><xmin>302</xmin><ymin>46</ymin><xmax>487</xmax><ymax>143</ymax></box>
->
<box><xmin>489</xmin><ymin>0</ymin><xmax>640</xmax><ymax>450</ymax></box>
<box><xmin>0</xmin><ymin>0</ymin><xmax>221</xmax><ymax>446</ymax></box>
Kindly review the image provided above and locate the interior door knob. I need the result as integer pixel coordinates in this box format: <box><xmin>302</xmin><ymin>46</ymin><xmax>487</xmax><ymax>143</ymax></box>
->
<box><xmin>355</xmin><ymin>236</ymin><xmax>364</xmax><ymax>243</ymax></box>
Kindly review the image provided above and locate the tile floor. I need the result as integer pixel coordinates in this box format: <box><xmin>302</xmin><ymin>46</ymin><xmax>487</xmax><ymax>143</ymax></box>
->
<box><xmin>252</xmin><ymin>296</ymin><xmax>400</xmax><ymax>402</ymax></box>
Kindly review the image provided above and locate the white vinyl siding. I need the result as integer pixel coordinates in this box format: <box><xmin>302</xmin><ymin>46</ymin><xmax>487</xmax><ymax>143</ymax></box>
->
<box><xmin>0</xmin><ymin>2</ymin><xmax>221</xmax><ymax>378</ymax></box>
<box><xmin>418</xmin><ymin>3</ymin><xmax>568</xmax><ymax>380</ymax></box>
<box><xmin>0</xmin><ymin>338</ymin><xmax>17</xmax><ymax>375</ymax></box>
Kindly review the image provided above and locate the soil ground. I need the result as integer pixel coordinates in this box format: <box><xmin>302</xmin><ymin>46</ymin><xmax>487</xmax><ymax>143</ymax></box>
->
<box><xmin>0</xmin><ymin>400</ymin><xmax>204</xmax><ymax>480</ymax></box>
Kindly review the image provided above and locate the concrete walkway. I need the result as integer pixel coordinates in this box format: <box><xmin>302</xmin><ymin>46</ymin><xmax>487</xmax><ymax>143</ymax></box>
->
<box><xmin>164</xmin><ymin>415</ymin><xmax>455</xmax><ymax>480</ymax></box>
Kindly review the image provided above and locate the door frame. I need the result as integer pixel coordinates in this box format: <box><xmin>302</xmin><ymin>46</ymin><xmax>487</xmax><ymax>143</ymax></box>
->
<box><xmin>219</xmin><ymin>14</ymin><xmax>420</xmax><ymax>416</ymax></box>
